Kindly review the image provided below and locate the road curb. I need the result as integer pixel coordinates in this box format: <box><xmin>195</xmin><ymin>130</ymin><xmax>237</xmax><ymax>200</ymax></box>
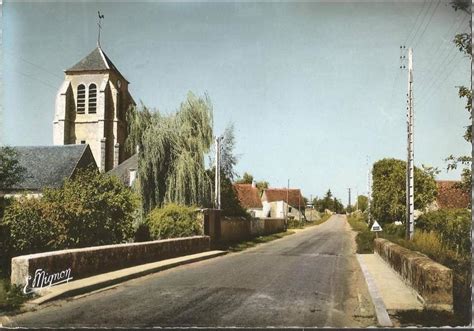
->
<box><xmin>27</xmin><ymin>250</ymin><xmax>227</xmax><ymax>306</ymax></box>
<box><xmin>356</xmin><ymin>254</ymin><xmax>393</xmax><ymax>327</ymax></box>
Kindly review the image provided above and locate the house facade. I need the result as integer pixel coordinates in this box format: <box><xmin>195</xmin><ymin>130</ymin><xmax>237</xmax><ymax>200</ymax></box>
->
<box><xmin>233</xmin><ymin>183</ymin><xmax>263</xmax><ymax>217</ymax></box>
<box><xmin>261</xmin><ymin>188</ymin><xmax>306</xmax><ymax>220</ymax></box>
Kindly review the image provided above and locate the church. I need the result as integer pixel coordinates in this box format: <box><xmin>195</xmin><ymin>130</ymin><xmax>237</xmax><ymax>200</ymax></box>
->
<box><xmin>53</xmin><ymin>45</ymin><xmax>135</xmax><ymax>172</ymax></box>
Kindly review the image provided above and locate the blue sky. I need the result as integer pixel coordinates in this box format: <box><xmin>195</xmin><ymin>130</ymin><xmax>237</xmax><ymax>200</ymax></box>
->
<box><xmin>2</xmin><ymin>1</ymin><xmax>471</xmax><ymax>203</ymax></box>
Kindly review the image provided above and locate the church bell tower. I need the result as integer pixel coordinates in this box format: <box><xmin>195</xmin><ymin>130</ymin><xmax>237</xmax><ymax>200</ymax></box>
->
<box><xmin>53</xmin><ymin>46</ymin><xmax>135</xmax><ymax>171</ymax></box>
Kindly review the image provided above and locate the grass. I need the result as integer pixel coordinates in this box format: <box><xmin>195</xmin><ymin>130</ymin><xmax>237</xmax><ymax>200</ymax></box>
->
<box><xmin>391</xmin><ymin>309</ymin><xmax>467</xmax><ymax>327</ymax></box>
<box><xmin>0</xmin><ymin>278</ymin><xmax>32</xmax><ymax>314</ymax></box>
<box><xmin>347</xmin><ymin>213</ymin><xmax>375</xmax><ymax>254</ymax></box>
<box><xmin>347</xmin><ymin>213</ymin><xmax>471</xmax><ymax>325</ymax></box>
<box><xmin>287</xmin><ymin>213</ymin><xmax>332</xmax><ymax>229</ymax></box>
<box><xmin>214</xmin><ymin>231</ymin><xmax>295</xmax><ymax>252</ymax></box>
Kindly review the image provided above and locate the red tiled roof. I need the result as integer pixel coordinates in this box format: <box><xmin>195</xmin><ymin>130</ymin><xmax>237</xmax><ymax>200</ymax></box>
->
<box><xmin>436</xmin><ymin>180</ymin><xmax>470</xmax><ymax>209</ymax></box>
<box><xmin>262</xmin><ymin>188</ymin><xmax>305</xmax><ymax>209</ymax></box>
<box><xmin>233</xmin><ymin>184</ymin><xmax>263</xmax><ymax>209</ymax></box>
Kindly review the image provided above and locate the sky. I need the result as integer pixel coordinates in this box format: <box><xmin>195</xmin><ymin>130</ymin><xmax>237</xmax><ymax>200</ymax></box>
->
<box><xmin>1</xmin><ymin>0</ymin><xmax>471</xmax><ymax>204</ymax></box>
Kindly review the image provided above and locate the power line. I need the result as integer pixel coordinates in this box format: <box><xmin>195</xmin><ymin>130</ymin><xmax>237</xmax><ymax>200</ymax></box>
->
<box><xmin>4</xmin><ymin>50</ymin><xmax>63</xmax><ymax>81</ymax></box>
<box><xmin>402</xmin><ymin>0</ymin><xmax>428</xmax><ymax>46</ymax></box>
<box><xmin>416</xmin><ymin>15</ymin><xmax>469</xmax><ymax>101</ymax></box>
<box><xmin>406</xmin><ymin>0</ymin><xmax>434</xmax><ymax>47</ymax></box>
<box><xmin>11</xmin><ymin>69</ymin><xmax>58</xmax><ymax>91</ymax></box>
<box><xmin>412</xmin><ymin>0</ymin><xmax>442</xmax><ymax>50</ymax></box>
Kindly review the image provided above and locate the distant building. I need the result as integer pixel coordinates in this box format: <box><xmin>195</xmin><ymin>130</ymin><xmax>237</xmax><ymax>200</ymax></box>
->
<box><xmin>108</xmin><ymin>154</ymin><xmax>138</xmax><ymax>188</ymax></box>
<box><xmin>433</xmin><ymin>180</ymin><xmax>470</xmax><ymax>209</ymax></box>
<box><xmin>261</xmin><ymin>188</ymin><xmax>305</xmax><ymax>220</ymax></box>
<box><xmin>233</xmin><ymin>183</ymin><xmax>263</xmax><ymax>217</ymax></box>
<box><xmin>53</xmin><ymin>46</ymin><xmax>135</xmax><ymax>172</ymax></box>
<box><xmin>0</xmin><ymin>145</ymin><xmax>97</xmax><ymax>198</ymax></box>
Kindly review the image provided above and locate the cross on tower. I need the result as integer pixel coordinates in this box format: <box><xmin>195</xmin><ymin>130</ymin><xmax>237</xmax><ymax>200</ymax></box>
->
<box><xmin>97</xmin><ymin>11</ymin><xmax>104</xmax><ymax>47</ymax></box>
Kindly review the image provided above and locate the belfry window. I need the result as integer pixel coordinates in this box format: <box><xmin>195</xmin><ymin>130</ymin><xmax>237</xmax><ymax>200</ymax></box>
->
<box><xmin>88</xmin><ymin>84</ymin><xmax>97</xmax><ymax>114</ymax></box>
<box><xmin>77</xmin><ymin>84</ymin><xmax>86</xmax><ymax>114</ymax></box>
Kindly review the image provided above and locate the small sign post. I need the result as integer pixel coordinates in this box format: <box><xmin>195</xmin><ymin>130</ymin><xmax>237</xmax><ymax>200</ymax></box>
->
<box><xmin>370</xmin><ymin>220</ymin><xmax>383</xmax><ymax>238</ymax></box>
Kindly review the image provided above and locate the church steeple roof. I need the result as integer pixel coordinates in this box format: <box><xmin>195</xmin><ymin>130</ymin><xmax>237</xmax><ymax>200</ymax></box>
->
<box><xmin>65</xmin><ymin>47</ymin><xmax>128</xmax><ymax>82</ymax></box>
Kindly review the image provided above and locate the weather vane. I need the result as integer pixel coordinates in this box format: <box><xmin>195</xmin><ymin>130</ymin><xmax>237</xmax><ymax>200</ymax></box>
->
<box><xmin>97</xmin><ymin>11</ymin><xmax>105</xmax><ymax>47</ymax></box>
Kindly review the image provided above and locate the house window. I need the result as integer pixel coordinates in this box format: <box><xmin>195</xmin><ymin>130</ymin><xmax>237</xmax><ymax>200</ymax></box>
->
<box><xmin>80</xmin><ymin>140</ymin><xmax>86</xmax><ymax>144</ymax></box>
<box><xmin>88</xmin><ymin>83</ymin><xmax>97</xmax><ymax>114</ymax></box>
<box><xmin>77</xmin><ymin>84</ymin><xmax>86</xmax><ymax>114</ymax></box>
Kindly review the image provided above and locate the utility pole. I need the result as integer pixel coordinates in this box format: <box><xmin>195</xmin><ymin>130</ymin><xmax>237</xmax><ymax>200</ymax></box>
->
<box><xmin>406</xmin><ymin>47</ymin><xmax>415</xmax><ymax>240</ymax></box>
<box><xmin>214</xmin><ymin>136</ymin><xmax>222</xmax><ymax>210</ymax></box>
<box><xmin>286</xmin><ymin>179</ymin><xmax>290</xmax><ymax>225</ymax></box>
<box><xmin>347</xmin><ymin>188</ymin><xmax>351</xmax><ymax>211</ymax></box>
<box><xmin>367</xmin><ymin>156</ymin><xmax>371</xmax><ymax>226</ymax></box>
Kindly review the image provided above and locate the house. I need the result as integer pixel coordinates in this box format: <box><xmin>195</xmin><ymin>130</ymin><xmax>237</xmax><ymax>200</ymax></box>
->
<box><xmin>261</xmin><ymin>188</ymin><xmax>306</xmax><ymax>220</ymax></box>
<box><xmin>53</xmin><ymin>45</ymin><xmax>135</xmax><ymax>172</ymax></box>
<box><xmin>0</xmin><ymin>144</ymin><xmax>97</xmax><ymax>198</ymax></box>
<box><xmin>108</xmin><ymin>153</ymin><xmax>138</xmax><ymax>188</ymax></box>
<box><xmin>434</xmin><ymin>180</ymin><xmax>470</xmax><ymax>209</ymax></box>
<box><xmin>233</xmin><ymin>183</ymin><xmax>263</xmax><ymax>217</ymax></box>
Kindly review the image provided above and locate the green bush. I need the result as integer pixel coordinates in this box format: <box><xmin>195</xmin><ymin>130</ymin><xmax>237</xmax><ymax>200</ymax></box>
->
<box><xmin>147</xmin><ymin>203</ymin><xmax>202</xmax><ymax>239</ymax></box>
<box><xmin>347</xmin><ymin>213</ymin><xmax>375</xmax><ymax>253</ymax></box>
<box><xmin>416</xmin><ymin>209</ymin><xmax>470</xmax><ymax>255</ymax></box>
<box><xmin>1</xmin><ymin>168</ymin><xmax>139</xmax><ymax>256</ymax></box>
<box><xmin>0</xmin><ymin>279</ymin><xmax>32</xmax><ymax>312</ymax></box>
<box><xmin>371</xmin><ymin>158</ymin><xmax>437</xmax><ymax>223</ymax></box>
<box><xmin>384</xmin><ymin>222</ymin><xmax>405</xmax><ymax>238</ymax></box>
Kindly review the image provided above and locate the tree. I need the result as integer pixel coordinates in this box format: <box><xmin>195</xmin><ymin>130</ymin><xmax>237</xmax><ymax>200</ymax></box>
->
<box><xmin>126</xmin><ymin>92</ymin><xmax>214</xmax><ymax>213</ymax></box>
<box><xmin>312</xmin><ymin>190</ymin><xmax>344</xmax><ymax>213</ymax></box>
<box><xmin>322</xmin><ymin>189</ymin><xmax>334</xmax><ymax>211</ymax></box>
<box><xmin>371</xmin><ymin>158</ymin><xmax>437</xmax><ymax>224</ymax></box>
<box><xmin>446</xmin><ymin>0</ymin><xmax>472</xmax><ymax>200</ymax></box>
<box><xmin>2</xmin><ymin>167</ymin><xmax>138</xmax><ymax>255</ymax></box>
<box><xmin>235</xmin><ymin>172</ymin><xmax>253</xmax><ymax>184</ymax></box>
<box><xmin>235</xmin><ymin>172</ymin><xmax>269</xmax><ymax>196</ymax></box>
<box><xmin>218</xmin><ymin>123</ymin><xmax>239</xmax><ymax>181</ymax></box>
<box><xmin>0</xmin><ymin>146</ymin><xmax>26</xmax><ymax>189</ymax></box>
<box><xmin>357</xmin><ymin>195</ymin><xmax>368</xmax><ymax>212</ymax></box>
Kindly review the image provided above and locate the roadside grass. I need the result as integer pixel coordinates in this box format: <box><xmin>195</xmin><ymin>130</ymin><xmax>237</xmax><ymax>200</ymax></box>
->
<box><xmin>288</xmin><ymin>213</ymin><xmax>332</xmax><ymax>229</ymax></box>
<box><xmin>0</xmin><ymin>278</ymin><xmax>31</xmax><ymax>314</ymax></box>
<box><xmin>348</xmin><ymin>212</ymin><xmax>471</xmax><ymax>325</ymax></box>
<box><xmin>214</xmin><ymin>231</ymin><xmax>295</xmax><ymax>252</ymax></box>
<box><xmin>391</xmin><ymin>309</ymin><xmax>465</xmax><ymax>327</ymax></box>
<box><xmin>346</xmin><ymin>213</ymin><xmax>375</xmax><ymax>254</ymax></box>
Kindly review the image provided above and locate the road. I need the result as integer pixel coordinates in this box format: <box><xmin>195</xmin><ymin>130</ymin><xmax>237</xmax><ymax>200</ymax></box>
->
<box><xmin>5</xmin><ymin>214</ymin><xmax>376</xmax><ymax>328</ymax></box>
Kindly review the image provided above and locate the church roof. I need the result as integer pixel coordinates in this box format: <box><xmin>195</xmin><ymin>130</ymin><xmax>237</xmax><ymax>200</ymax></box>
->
<box><xmin>65</xmin><ymin>47</ymin><xmax>128</xmax><ymax>82</ymax></box>
<box><xmin>2</xmin><ymin>145</ymin><xmax>97</xmax><ymax>192</ymax></box>
<box><xmin>108</xmin><ymin>153</ymin><xmax>138</xmax><ymax>186</ymax></box>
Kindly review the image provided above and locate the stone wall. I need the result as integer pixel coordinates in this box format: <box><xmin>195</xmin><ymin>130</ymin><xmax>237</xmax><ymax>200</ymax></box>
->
<box><xmin>11</xmin><ymin>236</ymin><xmax>210</xmax><ymax>287</ymax></box>
<box><xmin>374</xmin><ymin>238</ymin><xmax>453</xmax><ymax>311</ymax></box>
<box><xmin>220</xmin><ymin>217</ymin><xmax>285</xmax><ymax>242</ymax></box>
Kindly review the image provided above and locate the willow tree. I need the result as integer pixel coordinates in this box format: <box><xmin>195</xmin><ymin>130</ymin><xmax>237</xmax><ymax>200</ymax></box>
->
<box><xmin>126</xmin><ymin>92</ymin><xmax>214</xmax><ymax>213</ymax></box>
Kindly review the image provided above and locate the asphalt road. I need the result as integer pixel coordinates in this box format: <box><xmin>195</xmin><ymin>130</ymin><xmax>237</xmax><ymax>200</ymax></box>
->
<box><xmin>5</xmin><ymin>214</ymin><xmax>376</xmax><ymax>328</ymax></box>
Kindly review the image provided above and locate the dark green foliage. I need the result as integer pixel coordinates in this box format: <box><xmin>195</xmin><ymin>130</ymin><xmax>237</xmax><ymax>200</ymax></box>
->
<box><xmin>383</xmin><ymin>223</ymin><xmax>405</xmax><ymax>238</ymax></box>
<box><xmin>235</xmin><ymin>172</ymin><xmax>269</xmax><ymax>196</ymax></box>
<box><xmin>208</xmin><ymin>169</ymin><xmax>249</xmax><ymax>218</ymax></box>
<box><xmin>356</xmin><ymin>195</ymin><xmax>368</xmax><ymax>212</ymax></box>
<box><xmin>147</xmin><ymin>204</ymin><xmax>202</xmax><ymax>239</ymax></box>
<box><xmin>1</xmin><ymin>168</ymin><xmax>138</xmax><ymax>255</ymax></box>
<box><xmin>133</xmin><ymin>222</ymin><xmax>151</xmax><ymax>242</ymax></box>
<box><xmin>347</xmin><ymin>213</ymin><xmax>374</xmax><ymax>254</ymax></box>
<box><xmin>371</xmin><ymin>158</ymin><xmax>437</xmax><ymax>224</ymax></box>
<box><xmin>313</xmin><ymin>190</ymin><xmax>345</xmax><ymax>213</ymax></box>
<box><xmin>0</xmin><ymin>146</ymin><xmax>26</xmax><ymax>189</ymax></box>
<box><xmin>416</xmin><ymin>209</ymin><xmax>470</xmax><ymax>255</ymax></box>
<box><xmin>0</xmin><ymin>279</ymin><xmax>32</xmax><ymax>312</ymax></box>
